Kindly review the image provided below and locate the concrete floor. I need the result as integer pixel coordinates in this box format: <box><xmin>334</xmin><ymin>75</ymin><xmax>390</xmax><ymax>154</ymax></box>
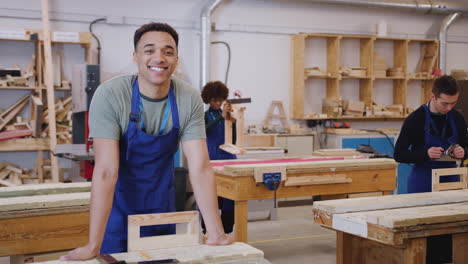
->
<box><xmin>248</xmin><ymin>205</ymin><xmax>336</xmax><ymax>264</ymax></box>
<box><xmin>0</xmin><ymin>205</ymin><xmax>336</xmax><ymax>264</ymax></box>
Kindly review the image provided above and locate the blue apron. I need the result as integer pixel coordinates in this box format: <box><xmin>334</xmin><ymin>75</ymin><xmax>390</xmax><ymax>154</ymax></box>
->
<box><xmin>407</xmin><ymin>104</ymin><xmax>459</xmax><ymax>193</ymax></box>
<box><xmin>206</xmin><ymin>109</ymin><xmax>235</xmax><ymax>210</ymax></box>
<box><xmin>101</xmin><ymin>78</ymin><xmax>179</xmax><ymax>253</ymax></box>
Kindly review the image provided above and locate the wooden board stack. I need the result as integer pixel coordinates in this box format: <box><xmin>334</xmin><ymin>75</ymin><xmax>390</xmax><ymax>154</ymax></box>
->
<box><xmin>42</xmin><ymin>95</ymin><xmax>73</xmax><ymax>144</ymax></box>
<box><xmin>0</xmin><ymin>155</ymin><xmax>61</xmax><ymax>187</ymax></box>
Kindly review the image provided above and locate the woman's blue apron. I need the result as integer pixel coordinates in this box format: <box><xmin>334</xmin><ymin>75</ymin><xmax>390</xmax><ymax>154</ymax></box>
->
<box><xmin>101</xmin><ymin>78</ymin><xmax>180</xmax><ymax>253</ymax></box>
<box><xmin>407</xmin><ymin>104</ymin><xmax>459</xmax><ymax>193</ymax></box>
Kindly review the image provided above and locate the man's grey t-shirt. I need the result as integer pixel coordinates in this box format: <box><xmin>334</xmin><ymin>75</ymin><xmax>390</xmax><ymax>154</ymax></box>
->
<box><xmin>89</xmin><ymin>75</ymin><xmax>206</xmax><ymax>142</ymax></box>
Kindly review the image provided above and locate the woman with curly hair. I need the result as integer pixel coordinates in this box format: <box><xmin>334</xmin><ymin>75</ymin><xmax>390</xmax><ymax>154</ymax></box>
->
<box><xmin>201</xmin><ymin>81</ymin><xmax>236</xmax><ymax>233</ymax></box>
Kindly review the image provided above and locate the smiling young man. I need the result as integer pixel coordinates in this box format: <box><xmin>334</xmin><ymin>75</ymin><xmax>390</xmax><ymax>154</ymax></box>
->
<box><xmin>61</xmin><ymin>22</ymin><xmax>232</xmax><ymax>261</ymax></box>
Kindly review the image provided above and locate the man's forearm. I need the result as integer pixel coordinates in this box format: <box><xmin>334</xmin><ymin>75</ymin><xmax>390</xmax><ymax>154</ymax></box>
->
<box><xmin>88</xmin><ymin>168</ymin><xmax>118</xmax><ymax>250</ymax></box>
<box><xmin>190</xmin><ymin>167</ymin><xmax>224</xmax><ymax>236</ymax></box>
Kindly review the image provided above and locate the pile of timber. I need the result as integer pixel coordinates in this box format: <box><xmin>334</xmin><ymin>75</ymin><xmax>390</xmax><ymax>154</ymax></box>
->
<box><xmin>0</xmin><ymin>57</ymin><xmax>36</xmax><ymax>88</ymax></box>
<box><xmin>0</xmin><ymin>95</ymin><xmax>72</xmax><ymax>144</ymax></box>
<box><xmin>0</xmin><ymin>95</ymin><xmax>33</xmax><ymax>141</ymax></box>
<box><xmin>41</xmin><ymin>95</ymin><xmax>72</xmax><ymax>144</ymax></box>
<box><xmin>0</xmin><ymin>157</ymin><xmax>57</xmax><ymax>187</ymax></box>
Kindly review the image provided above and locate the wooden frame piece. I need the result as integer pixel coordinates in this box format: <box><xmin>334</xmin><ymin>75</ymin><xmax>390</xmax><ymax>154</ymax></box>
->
<box><xmin>220</xmin><ymin>105</ymin><xmax>246</xmax><ymax>155</ymax></box>
<box><xmin>432</xmin><ymin>167</ymin><xmax>468</xmax><ymax>192</ymax></box>
<box><xmin>128</xmin><ymin>211</ymin><xmax>199</xmax><ymax>251</ymax></box>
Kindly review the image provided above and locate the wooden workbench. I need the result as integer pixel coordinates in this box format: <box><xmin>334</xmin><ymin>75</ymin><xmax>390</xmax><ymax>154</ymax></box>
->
<box><xmin>312</xmin><ymin>189</ymin><xmax>468</xmax><ymax>264</ymax></box>
<box><xmin>1</xmin><ymin>183</ymin><xmax>268</xmax><ymax>264</ymax></box>
<box><xmin>34</xmin><ymin>242</ymin><xmax>266</xmax><ymax>264</ymax></box>
<box><xmin>212</xmin><ymin>157</ymin><xmax>397</xmax><ymax>242</ymax></box>
<box><xmin>0</xmin><ymin>182</ymin><xmax>91</xmax><ymax>257</ymax></box>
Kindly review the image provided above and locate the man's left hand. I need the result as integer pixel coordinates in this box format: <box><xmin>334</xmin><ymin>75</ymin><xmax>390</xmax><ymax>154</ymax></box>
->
<box><xmin>205</xmin><ymin>233</ymin><xmax>234</xmax><ymax>246</ymax></box>
<box><xmin>452</xmin><ymin>146</ymin><xmax>465</xmax><ymax>159</ymax></box>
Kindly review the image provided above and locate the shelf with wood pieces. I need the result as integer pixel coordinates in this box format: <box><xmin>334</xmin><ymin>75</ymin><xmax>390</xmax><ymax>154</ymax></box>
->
<box><xmin>0</xmin><ymin>1</ymin><xmax>94</xmax><ymax>185</ymax></box>
<box><xmin>291</xmin><ymin>33</ymin><xmax>439</xmax><ymax>121</ymax></box>
<box><xmin>0</xmin><ymin>29</ymin><xmax>92</xmax><ymax>91</ymax></box>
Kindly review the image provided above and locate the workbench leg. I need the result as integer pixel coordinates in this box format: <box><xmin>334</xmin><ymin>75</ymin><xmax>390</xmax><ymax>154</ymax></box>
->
<box><xmin>403</xmin><ymin>238</ymin><xmax>426</xmax><ymax>264</ymax></box>
<box><xmin>234</xmin><ymin>200</ymin><xmax>248</xmax><ymax>242</ymax></box>
<box><xmin>453</xmin><ymin>232</ymin><xmax>468</xmax><ymax>264</ymax></box>
<box><xmin>336</xmin><ymin>231</ymin><xmax>352</xmax><ymax>264</ymax></box>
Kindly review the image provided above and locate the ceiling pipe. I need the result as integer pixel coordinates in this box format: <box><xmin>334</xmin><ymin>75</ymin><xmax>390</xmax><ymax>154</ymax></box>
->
<box><xmin>439</xmin><ymin>12</ymin><xmax>461</xmax><ymax>74</ymax></box>
<box><xmin>200</xmin><ymin>0</ymin><xmax>223</xmax><ymax>89</ymax></box>
<box><xmin>301</xmin><ymin>0</ymin><xmax>468</xmax><ymax>14</ymax></box>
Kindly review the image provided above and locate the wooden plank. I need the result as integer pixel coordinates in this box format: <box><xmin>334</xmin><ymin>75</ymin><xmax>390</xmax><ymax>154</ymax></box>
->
<box><xmin>128</xmin><ymin>211</ymin><xmax>199</xmax><ymax>251</ymax></box>
<box><xmin>220</xmin><ymin>158</ymin><xmax>397</xmax><ymax>176</ymax></box>
<box><xmin>0</xmin><ymin>192</ymin><xmax>90</xmax><ymax>212</ymax></box>
<box><xmin>0</xmin><ymin>205</ymin><xmax>89</xmax><ymax>220</ymax></box>
<box><xmin>284</xmin><ymin>174</ymin><xmax>351</xmax><ymax>186</ymax></box>
<box><xmin>0</xmin><ymin>167</ymin><xmax>11</xmax><ymax>180</ymax></box>
<box><xmin>313</xmin><ymin>189</ymin><xmax>468</xmax><ymax>214</ymax></box>
<box><xmin>0</xmin><ymin>129</ymin><xmax>32</xmax><ymax>140</ymax></box>
<box><xmin>347</xmin><ymin>191</ymin><xmax>383</xmax><ymax>198</ymax></box>
<box><xmin>313</xmin><ymin>148</ymin><xmax>360</xmax><ymax>156</ymax></box>
<box><xmin>41</xmin><ymin>0</ymin><xmax>60</xmax><ymax>182</ymax></box>
<box><xmin>31</xmin><ymin>95</ymin><xmax>44</xmax><ymax>137</ymax></box>
<box><xmin>0</xmin><ymin>179</ymin><xmax>17</xmax><ymax>187</ymax></box>
<box><xmin>0</xmin><ymin>211</ymin><xmax>89</xmax><ymax>256</ymax></box>
<box><xmin>332</xmin><ymin>202</ymin><xmax>468</xmax><ymax>230</ymax></box>
<box><xmin>35</xmin><ymin>242</ymin><xmax>263</xmax><ymax>264</ymax></box>
<box><xmin>0</xmin><ymin>182</ymin><xmax>90</xmax><ymax>198</ymax></box>
<box><xmin>0</xmin><ymin>138</ymin><xmax>49</xmax><ymax>151</ymax></box>
<box><xmin>0</xmin><ymin>96</ymin><xmax>29</xmax><ymax>131</ymax></box>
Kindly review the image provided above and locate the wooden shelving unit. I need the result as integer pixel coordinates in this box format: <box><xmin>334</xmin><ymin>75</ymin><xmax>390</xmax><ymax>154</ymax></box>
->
<box><xmin>0</xmin><ymin>1</ymin><xmax>93</xmax><ymax>183</ymax></box>
<box><xmin>290</xmin><ymin>33</ymin><xmax>439</xmax><ymax>120</ymax></box>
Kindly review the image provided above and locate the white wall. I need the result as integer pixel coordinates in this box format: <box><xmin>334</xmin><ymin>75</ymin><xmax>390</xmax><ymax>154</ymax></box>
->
<box><xmin>1</xmin><ymin>0</ymin><xmax>468</xmax><ymax>134</ymax></box>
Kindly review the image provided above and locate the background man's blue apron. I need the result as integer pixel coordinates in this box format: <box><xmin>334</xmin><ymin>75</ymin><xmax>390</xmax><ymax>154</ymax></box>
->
<box><xmin>407</xmin><ymin>104</ymin><xmax>459</xmax><ymax>193</ymax></box>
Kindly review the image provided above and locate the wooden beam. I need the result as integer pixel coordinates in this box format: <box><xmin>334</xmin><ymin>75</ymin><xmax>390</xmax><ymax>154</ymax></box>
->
<box><xmin>0</xmin><ymin>138</ymin><xmax>49</xmax><ymax>151</ymax></box>
<box><xmin>41</xmin><ymin>0</ymin><xmax>60</xmax><ymax>182</ymax></box>
<box><xmin>0</xmin><ymin>182</ymin><xmax>91</xmax><ymax>198</ymax></box>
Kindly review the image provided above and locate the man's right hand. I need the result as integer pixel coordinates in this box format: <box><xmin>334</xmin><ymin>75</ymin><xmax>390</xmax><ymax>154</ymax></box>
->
<box><xmin>427</xmin><ymin>147</ymin><xmax>444</xmax><ymax>159</ymax></box>
<box><xmin>59</xmin><ymin>243</ymin><xmax>99</xmax><ymax>261</ymax></box>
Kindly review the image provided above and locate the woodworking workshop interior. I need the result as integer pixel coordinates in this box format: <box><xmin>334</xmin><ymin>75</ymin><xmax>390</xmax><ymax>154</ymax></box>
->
<box><xmin>1</xmin><ymin>0</ymin><xmax>468</xmax><ymax>263</ymax></box>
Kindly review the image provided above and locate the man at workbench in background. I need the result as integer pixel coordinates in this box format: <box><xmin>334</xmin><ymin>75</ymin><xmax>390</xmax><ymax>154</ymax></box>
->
<box><xmin>394</xmin><ymin>75</ymin><xmax>467</xmax><ymax>193</ymax></box>
<box><xmin>60</xmin><ymin>22</ymin><xmax>233</xmax><ymax>260</ymax></box>
<box><xmin>394</xmin><ymin>75</ymin><xmax>468</xmax><ymax>263</ymax></box>
<box><xmin>200</xmin><ymin>81</ymin><xmax>236</xmax><ymax>234</ymax></box>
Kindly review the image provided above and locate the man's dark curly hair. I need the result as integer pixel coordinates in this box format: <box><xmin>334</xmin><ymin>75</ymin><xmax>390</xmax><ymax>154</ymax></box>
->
<box><xmin>134</xmin><ymin>22</ymin><xmax>179</xmax><ymax>50</ymax></box>
<box><xmin>433</xmin><ymin>75</ymin><xmax>459</xmax><ymax>97</ymax></box>
<box><xmin>201</xmin><ymin>81</ymin><xmax>229</xmax><ymax>104</ymax></box>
